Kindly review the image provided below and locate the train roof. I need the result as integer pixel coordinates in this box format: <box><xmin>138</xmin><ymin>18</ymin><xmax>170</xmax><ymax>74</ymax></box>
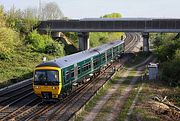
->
<box><xmin>36</xmin><ymin>40</ymin><xmax>124</xmax><ymax>69</ymax></box>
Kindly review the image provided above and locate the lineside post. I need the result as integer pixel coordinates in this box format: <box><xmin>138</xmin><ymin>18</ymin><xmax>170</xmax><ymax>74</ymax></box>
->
<box><xmin>142</xmin><ymin>32</ymin><xmax>149</xmax><ymax>52</ymax></box>
<box><xmin>78</xmin><ymin>32</ymin><xmax>90</xmax><ymax>51</ymax></box>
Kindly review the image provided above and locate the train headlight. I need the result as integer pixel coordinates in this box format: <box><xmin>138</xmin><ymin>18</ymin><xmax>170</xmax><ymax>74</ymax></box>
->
<box><xmin>52</xmin><ymin>86</ymin><xmax>56</xmax><ymax>90</ymax></box>
<box><xmin>35</xmin><ymin>85</ymin><xmax>40</xmax><ymax>89</ymax></box>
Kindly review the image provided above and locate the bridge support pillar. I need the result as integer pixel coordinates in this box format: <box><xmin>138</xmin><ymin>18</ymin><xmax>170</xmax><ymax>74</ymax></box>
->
<box><xmin>51</xmin><ymin>32</ymin><xmax>61</xmax><ymax>38</ymax></box>
<box><xmin>78</xmin><ymin>32</ymin><xmax>90</xmax><ymax>51</ymax></box>
<box><xmin>142</xmin><ymin>32</ymin><xmax>149</xmax><ymax>52</ymax></box>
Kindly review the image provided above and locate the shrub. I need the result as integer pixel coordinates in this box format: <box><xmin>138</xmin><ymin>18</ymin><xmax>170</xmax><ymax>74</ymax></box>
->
<box><xmin>45</xmin><ymin>41</ymin><xmax>65</xmax><ymax>56</ymax></box>
<box><xmin>26</xmin><ymin>30</ymin><xmax>46</xmax><ymax>52</ymax></box>
<box><xmin>0</xmin><ymin>27</ymin><xmax>19</xmax><ymax>60</ymax></box>
<box><xmin>153</xmin><ymin>33</ymin><xmax>180</xmax><ymax>86</ymax></box>
<box><xmin>26</xmin><ymin>30</ymin><xmax>65</xmax><ymax>56</ymax></box>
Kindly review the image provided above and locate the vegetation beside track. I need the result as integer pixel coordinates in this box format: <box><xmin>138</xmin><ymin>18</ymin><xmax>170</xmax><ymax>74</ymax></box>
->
<box><xmin>150</xmin><ymin>33</ymin><xmax>180</xmax><ymax>87</ymax></box>
<box><xmin>93</xmin><ymin>70</ymin><xmax>137</xmax><ymax>121</ymax></box>
<box><xmin>129</xmin><ymin>79</ymin><xmax>180</xmax><ymax>121</ymax></box>
<box><xmin>75</xmin><ymin>53</ymin><xmax>148</xmax><ymax>121</ymax></box>
<box><xmin>125</xmin><ymin>52</ymin><xmax>151</xmax><ymax>68</ymax></box>
<box><xmin>0</xmin><ymin>5</ymin><xmax>65</xmax><ymax>87</ymax></box>
<box><xmin>0</xmin><ymin>3</ymin><xmax>124</xmax><ymax>88</ymax></box>
<box><xmin>117</xmin><ymin>79</ymin><xmax>141</xmax><ymax>121</ymax></box>
<box><xmin>75</xmin><ymin>79</ymin><xmax>112</xmax><ymax>121</ymax></box>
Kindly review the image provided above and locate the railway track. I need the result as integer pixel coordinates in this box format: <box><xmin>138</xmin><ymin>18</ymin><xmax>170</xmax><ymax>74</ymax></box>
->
<box><xmin>21</xmin><ymin>33</ymin><xmax>140</xmax><ymax>120</ymax></box>
<box><xmin>27</xmin><ymin>58</ymin><xmax>125</xmax><ymax>121</ymax></box>
<box><xmin>125</xmin><ymin>33</ymin><xmax>141</xmax><ymax>52</ymax></box>
<box><xmin>0</xmin><ymin>33</ymin><xmax>141</xmax><ymax>121</ymax></box>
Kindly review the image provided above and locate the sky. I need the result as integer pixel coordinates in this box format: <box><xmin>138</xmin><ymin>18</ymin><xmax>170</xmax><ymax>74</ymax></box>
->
<box><xmin>0</xmin><ymin>0</ymin><xmax>180</xmax><ymax>19</ymax></box>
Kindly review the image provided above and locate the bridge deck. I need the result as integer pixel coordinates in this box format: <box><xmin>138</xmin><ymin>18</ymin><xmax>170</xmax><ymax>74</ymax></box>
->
<box><xmin>38</xmin><ymin>18</ymin><xmax>180</xmax><ymax>32</ymax></box>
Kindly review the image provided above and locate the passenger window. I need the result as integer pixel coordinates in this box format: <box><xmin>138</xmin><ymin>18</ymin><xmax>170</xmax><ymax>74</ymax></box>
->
<box><xmin>71</xmin><ymin>69</ymin><xmax>74</xmax><ymax>78</ymax></box>
<box><xmin>78</xmin><ymin>66</ymin><xmax>81</xmax><ymax>74</ymax></box>
<box><xmin>66</xmin><ymin>72</ymin><xmax>69</xmax><ymax>80</ymax></box>
<box><xmin>88</xmin><ymin>63</ymin><xmax>91</xmax><ymax>69</ymax></box>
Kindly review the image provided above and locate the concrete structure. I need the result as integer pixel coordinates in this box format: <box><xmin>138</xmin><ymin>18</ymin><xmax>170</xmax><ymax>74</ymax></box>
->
<box><xmin>142</xmin><ymin>32</ymin><xmax>149</xmax><ymax>52</ymax></box>
<box><xmin>148</xmin><ymin>63</ymin><xmax>158</xmax><ymax>80</ymax></box>
<box><xmin>38</xmin><ymin>18</ymin><xmax>180</xmax><ymax>51</ymax></box>
<box><xmin>38</xmin><ymin>18</ymin><xmax>180</xmax><ymax>32</ymax></box>
<box><xmin>78</xmin><ymin>32</ymin><xmax>90</xmax><ymax>51</ymax></box>
<box><xmin>51</xmin><ymin>32</ymin><xmax>61</xmax><ymax>38</ymax></box>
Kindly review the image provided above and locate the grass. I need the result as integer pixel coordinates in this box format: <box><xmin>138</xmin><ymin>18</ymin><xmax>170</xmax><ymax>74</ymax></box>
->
<box><xmin>117</xmin><ymin>79</ymin><xmax>141</xmax><ymax>121</ymax></box>
<box><xmin>129</xmin><ymin>80</ymin><xmax>180</xmax><ymax>121</ymax></box>
<box><xmin>95</xmin><ymin>69</ymin><xmax>139</xmax><ymax>121</ymax></box>
<box><xmin>75</xmin><ymin>68</ymin><xmax>127</xmax><ymax>121</ymax></box>
<box><xmin>75</xmin><ymin>67</ymin><xmax>139</xmax><ymax>121</ymax></box>
<box><xmin>93</xmin><ymin>70</ymin><xmax>135</xmax><ymax>121</ymax></box>
<box><xmin>125</xmin><ymin>52</ymin><xmax>151</xmax><ymax>68</ymax></box>
<box><xmin>75</xmin><ymin>52</ymin><xmax>149</xmax><ymax>121</ymax></box>
<box><xmin>0</xmin><ymin>49</ymin><xmax>56</xmax><ymax>88</ymax></box>
<box><xmin>75</xmin><ymin>79</ymin><xmax>112</xmax><ymax>121</ymax></box>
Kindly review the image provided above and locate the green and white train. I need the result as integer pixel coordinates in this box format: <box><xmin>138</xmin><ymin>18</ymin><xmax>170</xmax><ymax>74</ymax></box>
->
<box><xmin>33</xmin><ymin>40</ymin><xmax>125</xmax><ymax>99</ymax></box>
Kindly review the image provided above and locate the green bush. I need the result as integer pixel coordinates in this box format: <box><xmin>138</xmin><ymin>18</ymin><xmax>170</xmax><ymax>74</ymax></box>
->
<box><xmin>0</xmin><ymin>6</ymin><xmax>6</xmax><ymax>27</ymax></box>
<box><xmin>26</xmin><ymin>30</ymin><xmax>46</xmax><ymax>52</ymax></box>
<box><xmin>26</xmin><ymin>30</ymin><xmax>65</xmax><ymax>56</ymax></box>
<box><xmin>153</xmin><ymin>33</ymin><xmax>180</xmax><ymax>86</ymax></box>
<box><xmin>45</xmin><ymin>41</ymin><xmax>65</xmax><ymax>56</ymax></box>
<box><xmin>0</xmin><ymin>27</ymin><xmax>19</xmax><ymax>60</ymax></box>
<box><xmin>6</xmin><ymin>7</ymin><xmax>38</xmax><ymax>33</ymax></box>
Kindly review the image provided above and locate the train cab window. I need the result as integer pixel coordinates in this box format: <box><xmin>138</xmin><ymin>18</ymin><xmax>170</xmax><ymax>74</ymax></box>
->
<box><xmin>35</xmin><ymin>70</ymin><xmax>59</xmax><ymax>82</ymax></box>
<box><xmin>35</xmin><ymin>71</ymin><xmax>46</xmax><ymax>82</ymax></box>
<box><xmin>47</xmin><ymin>70</ymin><xmax>58</xmax><ymax>82</ymax></box>
<box><xmin>78</xmin><ymin>66</ymin><xmax>81</xmax><ymax>74</ymax></box>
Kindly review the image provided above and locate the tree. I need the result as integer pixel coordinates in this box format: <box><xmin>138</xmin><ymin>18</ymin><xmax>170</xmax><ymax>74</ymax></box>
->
<box><xmin>90</xmin><ymin>13</ymin><xmax>124</xmax><ymax>47</ymax></box>
<box><xmin>153</xmin><ymin>33</ymin><xmax>180</xmax><ymax>86</ymax></box>
<box><xmin>40</xmin><ymin>2</ymin><xmax>64</xmax><ymax>20</ymax></box>
<box><xmin>6</xmin><ymin>6</ymin><xmax>38</xmax><ymax>34</ymax></box>
<box><xmin>0</xmin><ymin>5</ymin><xmax>6</xmax><ymax>27</ymax></box>
<box><xmin>102</xmin><ymin>13</ymin><xmax>122</xmax><ymax>18</ymax></box>
<box><xmin>26</xmin><ymin>30</ymin><xmax>65</xmax><ymax>56</ymax></box>
<box><xmin>0</xmin><ymin>6</ymin><xmax>20</xmax><ymax>60</ymax></box>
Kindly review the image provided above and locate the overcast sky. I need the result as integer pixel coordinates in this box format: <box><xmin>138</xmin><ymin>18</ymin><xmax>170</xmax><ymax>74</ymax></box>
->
<box><xmin>0</xmin><ymin>0</ymin><xmax>180</xmax><ymax>19</ymax></box>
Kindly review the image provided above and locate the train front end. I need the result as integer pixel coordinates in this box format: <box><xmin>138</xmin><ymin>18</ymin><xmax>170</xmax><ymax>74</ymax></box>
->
<box><xmin>33</xmin><ymin>67</ymin><xmax>62</xmax><ymax>99</ymax></box>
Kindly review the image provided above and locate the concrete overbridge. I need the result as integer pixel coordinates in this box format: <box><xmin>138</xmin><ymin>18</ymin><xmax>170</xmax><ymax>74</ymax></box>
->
<box><xmin>38</xmin><ymin>18</ymin><xmax>180</xmax><ymax>51</ymax></box>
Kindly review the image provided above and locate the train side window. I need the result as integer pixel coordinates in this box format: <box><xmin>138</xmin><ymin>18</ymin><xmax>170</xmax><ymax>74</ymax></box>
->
<box><xmin>82</xmin><ymin>65</ymin><xmax>85</xmax><ymax>72</ymax></box>
<box><xmin>88</xmin><ymin>63</ymin><xmax>91</xmax><ymax>69</ymax></box>
<box><xmin>71</xmin><ymin>69</ymin><xmax>74</xmax><ymax>78</ymax></box>
<box><xmin>86</xmin><ymin>63</ymin><xmax>89</xmax><ymax>70</ymax></box>
<box><xmin>84</xmin><ymin>64</ymin><xmax>88</xmax><ymax>71</ymax></box>
<box><xmin>97</xmin><ymin>59</ymin><xmax>100</xmax><ymax>64</ymax></box>
<box><xmin>93</xmin><ymin>60</ymin><xmax>97</xmax><ymax>67</ymax></box>
<box><xmin>102</xmin><ymin>54</ymin><xmax>105</xmax><ymax>61</ymax></box>
<box><xmin>66</xmin><ymin>72</ymin><xmax>69</xmax><ymax>80</ymax></box>
<box><xmin>78</xmin><ymin>66</ymin><xmax>81</xmax><ymax>74</ymax></box>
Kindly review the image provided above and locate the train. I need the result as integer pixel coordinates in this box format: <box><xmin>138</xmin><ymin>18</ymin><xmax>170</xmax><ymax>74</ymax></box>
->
<box><xmin>33</xmin><ymin>40</ymin><xmax>125</xmax><ymax>99</ymax></box>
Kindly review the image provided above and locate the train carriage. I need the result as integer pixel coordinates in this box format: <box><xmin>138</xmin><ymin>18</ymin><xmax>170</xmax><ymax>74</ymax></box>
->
<box><xmin>33</xmin><ymin>40</ymin><xmax>124</xmax><ymax>99</ymax></box>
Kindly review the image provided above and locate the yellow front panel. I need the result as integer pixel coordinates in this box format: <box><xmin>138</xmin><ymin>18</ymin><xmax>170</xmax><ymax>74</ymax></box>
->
<box><xmin>33</xmin><ymin>85</ymin><xmax>61</xmax><ymax>95</ymax></box>
<box><xmin>33</xmin><ymin>66</ymin><xmax>62</xmax><ymax>97</ymax></box>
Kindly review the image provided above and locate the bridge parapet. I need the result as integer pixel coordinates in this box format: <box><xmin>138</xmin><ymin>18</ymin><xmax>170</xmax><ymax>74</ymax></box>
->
<box><xmin>38</xmin><ymin>18</ymin><xmax>180</xmax><ymax>32</ymax></box>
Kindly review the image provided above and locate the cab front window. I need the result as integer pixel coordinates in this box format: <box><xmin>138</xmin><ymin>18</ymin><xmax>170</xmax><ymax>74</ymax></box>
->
<box><xmin>34</xmin><ymin>70</ymin><xmax>59</xmax><ymax>85</ymax></box>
